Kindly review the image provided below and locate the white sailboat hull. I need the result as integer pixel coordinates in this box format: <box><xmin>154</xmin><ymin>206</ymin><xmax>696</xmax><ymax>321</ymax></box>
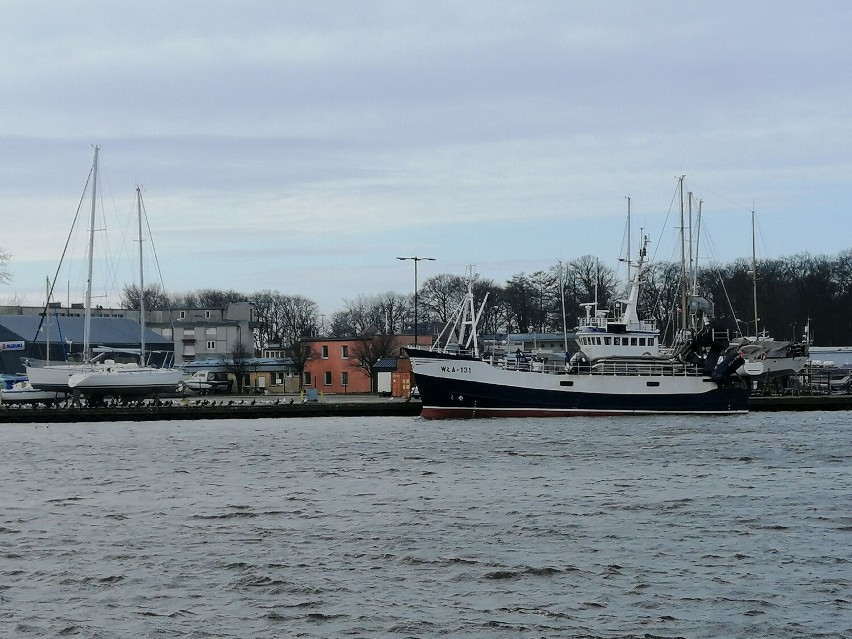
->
<box><xmin>25</xmin><ymin>363</ymin><xmax>91</xmax><ymax>392</ymax></box>
<box><xmin>68</xmin><ymin>366</ymin><xmax>183</xmax><ymax>396</ymax></box>
<box><xmin>0</xmin><ymin>381</ymin><xmax>63</xmax><ymax>405</ymax></box>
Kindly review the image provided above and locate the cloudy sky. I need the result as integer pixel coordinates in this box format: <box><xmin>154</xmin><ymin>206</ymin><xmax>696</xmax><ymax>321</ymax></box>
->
<box><xmin>2</xmin><ymin>1</ymin><xmax>850</xmax><ymax>316</ymax></box>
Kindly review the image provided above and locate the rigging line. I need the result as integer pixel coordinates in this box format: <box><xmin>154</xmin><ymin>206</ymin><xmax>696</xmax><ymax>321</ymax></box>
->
<box><xmin>31</xmin><ymin>162</ymin><xmax>95</xmax><ymax>345</ymax></box>
<box><xmin>93</xmin><ymin>156</ymin><xmax>123</xmax><ymax>308</ymax></box>
<box><xmin>140</xmin><ymin>191</ymin><xmax>177</xmax><ymax>335</ymax></box>
<box><xmin>649</xmin><ymin>178</ymin><xmax>680</xmax><ymax>266</ymax></box>
<box><xmin>684</xmin><ymin>177</ymin><xmax>755</xmax><ymax>214</ymax></box>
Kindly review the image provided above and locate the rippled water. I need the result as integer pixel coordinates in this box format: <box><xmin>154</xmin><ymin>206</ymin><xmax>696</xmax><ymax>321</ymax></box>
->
<box><xmin>1</xmin><ymin>412</ymin><xmax>850</xmax><ymax>638</ymax></box>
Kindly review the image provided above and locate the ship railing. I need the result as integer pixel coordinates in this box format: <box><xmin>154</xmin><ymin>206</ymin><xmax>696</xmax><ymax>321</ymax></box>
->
<box><xmin>586</xmin><ymin>360</ymin><xmax>703</xmax><ymax>377</ymax></box>
<box><xmin>496</xmin><ymin>356</ymin><xmax>703</xmax><ymax>377</ymax></box>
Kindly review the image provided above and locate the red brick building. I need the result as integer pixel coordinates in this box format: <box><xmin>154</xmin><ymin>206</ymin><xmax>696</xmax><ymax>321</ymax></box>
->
<box><xmin>301</xmin><ymin>333</ymin><xmax>429</xmax><ymax>396</ymax></box>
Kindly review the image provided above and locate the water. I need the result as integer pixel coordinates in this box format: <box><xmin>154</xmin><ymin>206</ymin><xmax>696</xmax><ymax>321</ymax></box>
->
<box><xmin>1</xmin><ymin>413</ymin><xmax>849</xmax><ymax>638</ymax></box>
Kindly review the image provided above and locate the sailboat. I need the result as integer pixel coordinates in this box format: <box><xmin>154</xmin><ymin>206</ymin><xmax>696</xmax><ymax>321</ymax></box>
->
<box><xmin>731</xmin><ymin>209</ymin><xmax>809</xmax><ymax>380</ymax></box>
<box><xmin>65</xmin><ymin>186</ymin><xmax>183</xmax><ymax>397</ymax></box>
<box><xmin>25</xmin><ymin>146</ymin><xmax>105</xmax><ymax>392</ymax></box>
<box><xmin>25</xmin><ymin>148</ymin><xmax>182</xmax><ymax>399</ymax></box>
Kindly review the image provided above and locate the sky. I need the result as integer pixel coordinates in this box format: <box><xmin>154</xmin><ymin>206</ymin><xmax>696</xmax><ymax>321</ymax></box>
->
<box><xmin>2</xmin><ymin>1</ymin><xmax>850</xmax><ymax>317</ymax></box>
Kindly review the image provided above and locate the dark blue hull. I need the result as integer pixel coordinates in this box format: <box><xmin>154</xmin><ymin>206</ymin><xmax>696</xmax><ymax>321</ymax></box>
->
<box><xmin>406</xmin><ymin>348</ymin><xmax>749</xmax><ymax>419</ymax></box>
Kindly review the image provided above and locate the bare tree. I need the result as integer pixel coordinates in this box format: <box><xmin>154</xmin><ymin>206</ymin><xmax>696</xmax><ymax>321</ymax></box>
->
<box><xmin>290</xmin><ymin>341</ymin><xmax>314</xmax><ymax>389</ymax></box>
<box><xmin>419</xmin><ymin>273</ymin><xmax>468</xmax><ymax>325</ymax></box>
<box><xmin>120</xmin><ymin>283</ymin><xmax>170</xmax><ymax>310</ymax></box>
<box><xmin>332</xmin><ymin>292</ymin><xmax>407</xmax><ymax>336</ymax></box>
<box><xmin>351</xmin><ymin>333</ymin><xmax>398</xmax><ymax>391</ymax></box>
<box><xmin>169</xmin><ymin>288</ymin><xmax>248</xmax><ymax>308</ymax></box>
<box><xmin>569</xmin><ymin>255</ymin><xmax>618</xmax><ymax>311</ymax></box>
<box><xmin>0</xmin><ymin>247</ymin><xmax>11</xmax><ymax>286</ymax></box>
<box><xmin>221</xmin><ymin>341</ymin><xmax>253</xmax><ymax>394</ymax></box>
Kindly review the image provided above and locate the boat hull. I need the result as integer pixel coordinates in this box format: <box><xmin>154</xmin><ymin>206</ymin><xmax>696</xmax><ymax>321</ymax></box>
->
<box><xmin>25</xmin><ymin>363</ymin><xmax>89</xmax><ymax>392</ymax></box>
<box><xmin>68</xmin><ymin>368</ymin><xmax>183</xmax><ymax>396</ymax></box>
<box><xmin>0</xmin><ymin>383</ymin><xmax>63</xmax><ymax>405</ymax></box>
<box><xmin>407</xmin><ymin>348</ymin><xmax>748</xmax><ymax>419</ymax></box>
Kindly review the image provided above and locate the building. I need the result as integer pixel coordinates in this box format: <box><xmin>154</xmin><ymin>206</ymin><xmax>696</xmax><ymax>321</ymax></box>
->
<box><xmin>146</xmin><ymin>302</ymin><xmax>257</xmax><ymax>366</ymax></box>
<box><xmin>0</xmin><ymin>313</ymin><xmax>175</xmax><ymax>375</ymax></box>
<box><xmin>301</xmin><ymin>333</ymin><xmax>428</xmax><ymax>395</ymax></box>
<box><xmin>182</xmin><ymin>356</ymin><xmax>300</xmax><ymax>395</ymax></box>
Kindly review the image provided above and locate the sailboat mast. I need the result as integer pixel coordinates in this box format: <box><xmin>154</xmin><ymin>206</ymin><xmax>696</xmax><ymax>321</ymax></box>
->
<box><xmin>751</xmin><ymin>208</ymin><xmax>758</xmax><ymax>337</ymax></box>
<box><xmin>45</xmin><ymin>277</ymin><xmax>50</xmax><ymax>365</ymax></box>
<box><xmin>692</xmin><ymin>198</ymin><xmax>702</xmax><ymax>295</ymax></box>
<box><xmin>83</xmin><ymin>146</ymin><xmax>99</xmax><ymax>360</ymax></box>
<box><xmin>137</xmin><ymin>187</ymin><xmax>146</xmax><ymax>362</ymax></box>
<box><xmin>678</xmin><ymin>175</ymin><xmax>688</xmax><ymax>332</ymax></box>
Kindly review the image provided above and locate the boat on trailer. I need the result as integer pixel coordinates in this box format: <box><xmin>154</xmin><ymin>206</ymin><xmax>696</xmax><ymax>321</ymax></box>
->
<box><xmin>25</xmin><ymin>151</ymin><xmax>181</xmax><ymax>402</ymax></box>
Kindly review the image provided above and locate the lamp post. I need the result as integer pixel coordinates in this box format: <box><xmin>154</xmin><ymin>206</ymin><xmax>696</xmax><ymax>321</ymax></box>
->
<box><xmin>397</xmin><ymin>256</ymin><xmax>435</xmax><ymax>345</ymax></box>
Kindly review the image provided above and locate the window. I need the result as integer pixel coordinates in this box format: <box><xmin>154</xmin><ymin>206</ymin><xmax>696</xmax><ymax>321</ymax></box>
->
<box><xmin>207</xmin><ymin>340</ymin><xmax>216</xmax><ymax>350</ymax></box>
<box><xmin>614</xmin><ymin>337</ymin><xmax>621</xmax><ymax>345</ymax></box>
<box><xmin>322</xmin><ymin>345</ymin><xmax>329</xmax><ymax>359</ymax></box>
<box><xmin>274</xmin><ymin>372</ymin><xmax>284</xmax><ymax>386</ymax></box>
<box><xmin>341</xmin><ymin>371</ymin><xmax>349</xmax><ymax>386</ymax></box>
<box><xmin>179</xmin><ymin>310</ymin><xmax>186</xmax><ymax>320</ymax></box>
<box><xmin>324</xmin><ymin>371</ymin><xmax>332</xmax><ymax>386</ymax></box>
<box><xmin>604</xmin><ymin>337</ymin><xmax>611</xmax><ymax>345</ymax></box>
<box><xmin>205</xmin><ymin>310</ymin><xmax>211</xmax><ymax>319</ymax></box>
<box><xmin>649</xmin><ymin>338</ymin><xmax>655</xmax><ymax>346</ymax></box>
<box><xmin>639</xmin><ymin>338</ymin><xmax>646</xmax><ymax>346</ymax></box>
<box><xmin>205</xmin><ymin>327</ymin><xmax>216</xmax><ymax>336</ymax></box>
<box><xmin>303</xmin><ymin>372</ymin><xmax>312</xmax><ymax>386</ymax></box>
<box><xmin>631</xmin><ymin>338</ymin><xmax>638</xmax><ymax>346</ymax></box>
<box><xmin>341</xmin><ymin>345</ymin><xmax>348</xmax><ymax>358</ymax></box>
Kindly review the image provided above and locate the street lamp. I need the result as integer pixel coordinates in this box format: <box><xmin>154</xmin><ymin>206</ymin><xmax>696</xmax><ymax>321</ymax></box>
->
<box><xmin>397</xmin><ymin>256</ymin><xmax>435</xmax><ymax>345</ymax></box>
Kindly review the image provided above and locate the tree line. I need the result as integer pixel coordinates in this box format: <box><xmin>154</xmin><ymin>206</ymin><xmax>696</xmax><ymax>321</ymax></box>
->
<box><xmin>119</xmin><ymin>249</ymin><xmax>852</xmax><ymax>354</ymax></box>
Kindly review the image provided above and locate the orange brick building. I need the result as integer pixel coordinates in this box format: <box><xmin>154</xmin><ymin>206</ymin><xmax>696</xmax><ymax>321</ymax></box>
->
<box><xmin>301</xmin><ymin>333</ymin><xmax>429</xmax><ymax>396</ymax></box>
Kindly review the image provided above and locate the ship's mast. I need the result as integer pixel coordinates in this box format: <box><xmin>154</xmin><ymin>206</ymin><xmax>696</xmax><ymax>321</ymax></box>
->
<box><xmin>678</xmin><ymin>175</ymin><xmax>688</xmax><ymax>333</ymax></box>
<box><xmin>137</xmin><ymin>187</ymin><xmax>146</xmax><ymax>362</ymax></box>
<box><xmin>751</xmin><ymin>208</ymin><xmax>759</xmax><ymax>338</ymax></box>
<box><xmin>83</xmin><ymin>145</ymin><xmax>99</xmax><ymax>361</ymax></box>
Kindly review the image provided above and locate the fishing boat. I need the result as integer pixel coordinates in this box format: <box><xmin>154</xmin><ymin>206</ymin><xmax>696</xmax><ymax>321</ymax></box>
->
<box><xmin>25</xmin><ymin>148</ymin><xmax>181</xmax><ymax>399</ymax></box>
<box><xmin>407</xmin><ymin>266</ymin><xmax>748</xmax><ymax>419</ymax></box>
<box><xmin>405</xmin><ymin>188</ymin><xmax>749</xmax><ymax>419</ymax></box>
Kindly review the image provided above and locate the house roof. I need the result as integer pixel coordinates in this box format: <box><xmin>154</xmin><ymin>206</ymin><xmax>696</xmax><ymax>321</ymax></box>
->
<box><xmin>0</xmin><ymin>315</ymin><xmax>173</xmax><ymax>347</ymax></box>
<box><xmin>374</xmin><ymin>357</ymin><xmax>398</xmax><ymax>371</ymax></box>
<box><xmin>183</xmin><ymin>357</ymin><xmax>297</xmax><ymax>372</ymax></box>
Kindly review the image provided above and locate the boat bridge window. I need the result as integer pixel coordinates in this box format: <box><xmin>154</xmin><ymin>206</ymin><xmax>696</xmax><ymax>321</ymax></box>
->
<box><xmin>614</xmin><ymin>337</ymin><xmax>621</xmax><ymax>345</ymax></box>
<box><xmin>604</xmin><ymin>337</ymin><xmax>611</xmax><ymax>345</ymax></box>
<box><xmin>631</xmin><ymin>338</ymin><xmax>638</xmax><ymax>346</ymax></box>
<box><xmin>639</xmin><ymin>338</ymin><xmax>646</xmax><ymax>346</ymax></box>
